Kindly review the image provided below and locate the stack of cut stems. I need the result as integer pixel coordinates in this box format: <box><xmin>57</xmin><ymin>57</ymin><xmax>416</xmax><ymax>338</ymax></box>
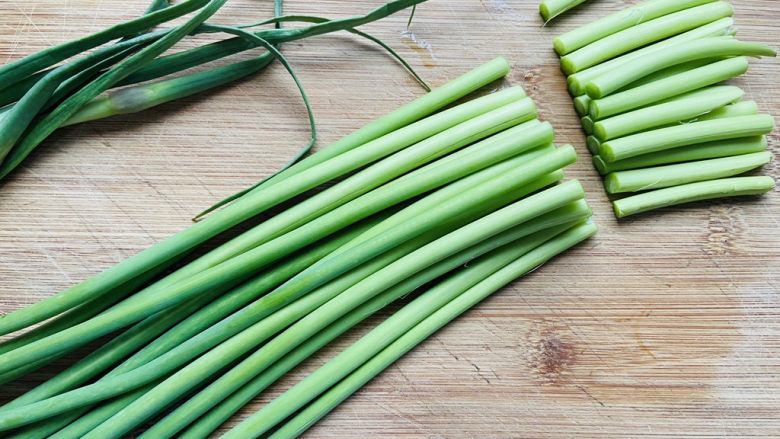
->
<box><xmin>552</xmin><ymin>0</ymin><xmax>776</xmax><ymax>217</ymax></box>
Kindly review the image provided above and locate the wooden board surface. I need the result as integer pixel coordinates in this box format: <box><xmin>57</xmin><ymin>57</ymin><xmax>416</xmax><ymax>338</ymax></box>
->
<box><xmin>0</xmin><ymin>0</ymin><xmax>778</xmax><ymax>437</ymax></box>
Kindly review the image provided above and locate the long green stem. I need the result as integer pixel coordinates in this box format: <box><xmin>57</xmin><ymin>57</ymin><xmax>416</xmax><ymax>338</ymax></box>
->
<box><xmin>224</xmin><ymin>56</ymin><xmax>506</xmax><ymax>192</ymax></box>
<box><xmin>0</xmin><ymin>230</ymin><xmax>438</xmax><ymax>432</ymax></box>
<box><xmin>86</xmin><ymin>177</ymin><xmax>583</xmax><ymax>439</ymax></box>
<box><xmin>553</xmin><ymin>0</ymin><xmax>718</xmax><ymax>55</ymax></box>
<box><xmin>0</xmin><ymin>61</ymin><xmax>508</xmax><ymax>337</ymax></box>
<box><xmin>256</xmin><ymin>222</ymin><xmax>599</xmax><ymax>439</ymax></box>
<box><xmin>585</xmin><ymin>37</ymin><xmax>776</xmax><ymax>98</ymax></box>
<box><xmin>0</xmin><ymin>71</ymin><xmax>48</xmax><ymax>109</ymax></box>
<box><xmin>599</xmin><ymin>114</ymin><xmax>775</xmax><ymax>162</ymax></box>
<box><xmin>592</xmin><ymin>85</ymin><xmax>743</xmax><ymax>140</ymax></box>
<box><xmin>588</xmin><ymin>57</ymin><xmax>749</xmax><ymax>119</ymax></box>
<box><xmin>44</xmin><ymin>385</ymin><xmax>157</xmax><ymax>439</ymax></box>
<box><xmin>0</xmin><ymin>258</ymin><xmax>182</xmax><ymax>386</ymax></box>
<box><xmin>593</xmin><ymin>135</ymin><xmax>766</xmax><ymax>174</ymax></box>
<box><xmin>3</xmin><ymin>102</ymin><xmax>536</xmax><ymax>378</ymax></box>
<box><xmin>612</xmin><ymin>176</ymin><xmax>775</xmax><ymax>218</ymax></box>
<box><xmin>560</xmin><ymin>2</ymin><xmax>733</xmax><ymax>75</ymax></box>
<box><xmin>0</xmin><ymin>252</ymin><xmax>177</xmax><ymax>359</ymax></box>
<box><xmin>570</xmin><ymin>57</ymin><xmax>717</xmax><ymax>117</ymax></box>
<box><xmin>589</xmin><ymin>89</ymin><xmax>756</xmax><ymax>151</ymax></box>
<box><xmin>604</xmin><ymin>151</ymin><xmax>771</xmax><ymax>193</ymax></box>
<box><xmin>9</xmin><ymin>381</ymin><xmax>164</xmax><ymax>439</ymax></box>
<box><xmin>566</xmin><ymin>17</ymin><xmax>735</xmax><ymax>96</ymax></box>
<box><xmin>539</xmin><ymin>0</ymin><xmax>588</xmax><ymax>22</ymax></box>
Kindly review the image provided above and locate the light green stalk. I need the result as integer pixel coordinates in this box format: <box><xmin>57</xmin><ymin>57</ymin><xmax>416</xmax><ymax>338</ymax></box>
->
<box><xmin>604</xmin><ymin>151</ymin><xmax>771</xmax><ymax>193</ymax></box>
<box><xmin>0</xmin><ymin>256</ymin><xmax>182</xmax><ymax>386</ymax></box>
<box><xmin>612</xmin><ymin>176</ymin><xmax>774</xmax><ymax>218</ymax></box>
<box><xmin>560</xmin><ymin>2</ymin><xmax>733</xmax><ymax>74</ymax></box>
<box><xmin>570</xmin><ymin>58</ymin><xmax>716</xmax><ymax>117</ymax></box>
<box><xmin>539</xmin><ymin>0</ymin><xmax>588</xmax><ymax>22</ymax></box>
<box><xmin>585</xmin><ymin>37</ymin><xmax>776</xmax><ymax>98</ymax></box>
<box><xmin>592</xmin><ymin>85</ymin><xmax>744</xmax><ymax>140</ymax></box>
<box><xmin>588</xmin><ymin>57</ymin><xmax>749</xmax><ymax>119</ymax></box>
<box><xmin>593</xmin><ymin>136</ymin><xmax>766</xmax><ymax>174</ymax></box>
<box><xmin>250</xmin><ymin>222</ymin><xmax>599</xmax><ymax>439</ymax></box>
<box><xmin>566</xmin><ymin>17</ymin><xmax>735</xmax><ymax>95</ymax></box>
<box><xmin>588</xmin><ymin>79</ymin><xmax>756</xmax><ymax>143</ymax></box>
<box><xmin>0</xmin><ymin>254</ymin><xmax>178</xmax><ymax>359</ymax></box>
<box><xmin>553</xmin><ymin>0</ymin><xmax>718</xmax><ymax>55</ymax></box>
<box><xmin>233</xmin><ymin>57</ymin><xmax>507</xmax><ymax>195</ymax></box>
<box><xmin>0</xmin><ymin>60</ymin><xmax>511</xmax><ymax>337</ymax></box>
<box><xmin>599</xmin><ymin>114</ymin><xmax>775</xmax><ymax>162</ymax></box>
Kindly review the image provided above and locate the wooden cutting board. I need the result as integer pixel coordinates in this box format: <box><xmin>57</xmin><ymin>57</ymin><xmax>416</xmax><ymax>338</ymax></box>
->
<box><xmin>0</xmin><ymin>1</ymin><xmax>778</xmax><ymax>437</ymax></box>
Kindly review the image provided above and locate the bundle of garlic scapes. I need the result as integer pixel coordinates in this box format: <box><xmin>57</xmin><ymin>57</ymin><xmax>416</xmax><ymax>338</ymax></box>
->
<box><xmin>0</xmin><ymin>58</ymin><xmax>596</xmax><ymax>438</ymax></box>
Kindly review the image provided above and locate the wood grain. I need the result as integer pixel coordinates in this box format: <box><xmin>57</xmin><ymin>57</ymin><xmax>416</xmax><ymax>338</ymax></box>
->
<box><xmin>0</xmin><ymin>0</ymin><xmax>778</xmax><ymax>437</ymax></box>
